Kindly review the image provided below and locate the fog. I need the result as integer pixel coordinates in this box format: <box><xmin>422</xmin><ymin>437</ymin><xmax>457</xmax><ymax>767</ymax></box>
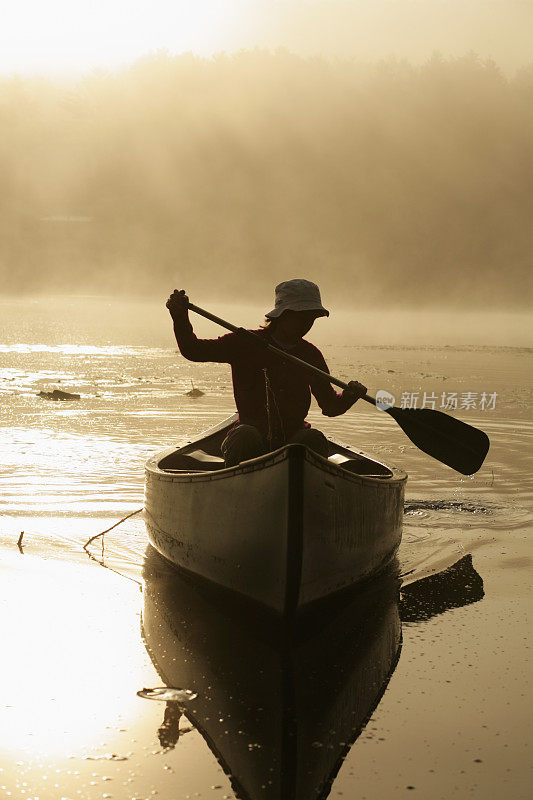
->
<box><xmin>2</xmin><ymin>48</ymin><xmax>532</xmax><ymax>308</ymax></box>
<box><xmin>3</xmin><ymin>1</ymin><xmax>533</xmax><ymax>76</ymax></box>
<box><xmin>238</xmin><ymin>1</ymin><xmax>533</xmax><ymax>75</ymax></box>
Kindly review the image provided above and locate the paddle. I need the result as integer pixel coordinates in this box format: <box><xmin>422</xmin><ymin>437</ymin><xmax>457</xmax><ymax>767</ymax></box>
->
<box><xmin>186</xmin><ymin>302</ymin><xmax>490</xmax><ymax>476</ymax></box>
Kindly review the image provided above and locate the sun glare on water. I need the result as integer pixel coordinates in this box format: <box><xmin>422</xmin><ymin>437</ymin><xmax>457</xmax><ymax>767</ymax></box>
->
<box><xmin>0</xmin><ymin>554</ymin><xmax>145</xmax><ymax>756</ymax></box>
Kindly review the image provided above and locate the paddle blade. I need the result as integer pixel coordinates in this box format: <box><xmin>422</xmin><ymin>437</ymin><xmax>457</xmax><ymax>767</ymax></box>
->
<box><xmin>386</xmin><ymin>407</ymin><xmax>490</xmax><ymax>475</ymax></box>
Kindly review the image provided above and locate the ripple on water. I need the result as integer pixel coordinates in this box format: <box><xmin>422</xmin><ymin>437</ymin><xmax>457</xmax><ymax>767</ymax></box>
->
<box><xmin>137</xmin><ymin>687</ymin><xmax>198</xmax><ymax>703</ymax></box>
<box><xmin>403</xmin><ymin>498</ymin><xmax>533</xmax><ymax>530</ymax></box>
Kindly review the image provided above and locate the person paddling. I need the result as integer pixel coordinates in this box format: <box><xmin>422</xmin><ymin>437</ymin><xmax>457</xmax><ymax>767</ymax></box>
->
<box><xmin>166</xmin><ymin>279</ymin><xmax>367</xmax><ymax>467</ymax></box>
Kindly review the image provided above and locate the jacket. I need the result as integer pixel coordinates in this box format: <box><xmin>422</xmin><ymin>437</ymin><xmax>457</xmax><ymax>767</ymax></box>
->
<box><xmin>173</xmin><ymin>314</ymin><xmax>357</xmax><ymax>443</ymax></box>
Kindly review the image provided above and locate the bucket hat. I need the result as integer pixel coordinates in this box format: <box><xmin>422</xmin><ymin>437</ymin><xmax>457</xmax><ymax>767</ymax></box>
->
<box><xmin>265</xmin><ymin>279</ymin><xmax>329</xmax><ymax>319</ymax></box>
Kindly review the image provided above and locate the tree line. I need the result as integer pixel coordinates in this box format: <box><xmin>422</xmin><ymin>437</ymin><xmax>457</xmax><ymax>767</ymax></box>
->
<box><xmin>1</xmin><ymin>49</ymin><xmax>532</xmax><ymax>307</ymax></box>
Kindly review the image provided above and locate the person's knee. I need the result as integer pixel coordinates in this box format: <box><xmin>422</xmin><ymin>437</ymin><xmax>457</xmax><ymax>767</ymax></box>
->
<box><xmin>289</xmin><ymin>428</ymin><xmax>329</xmax><ymax>458</ymax></box>
<box><xmin>221</xmin><ymin>425</ymin><xmax>265</xmax><ymax>466</ymax></box>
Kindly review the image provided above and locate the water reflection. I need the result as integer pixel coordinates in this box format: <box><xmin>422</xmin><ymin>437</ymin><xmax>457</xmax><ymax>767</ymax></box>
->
<box><xmin>400</xmin><ymin>554</ymin><xmax>485</xmax><ymax>622</ymax></box>
<box><xmin>142</xmin><ymin>551</ymin><xmax>399</xmax><ymax>800</ymax></box>
<box><xmin>141</xmin><ymin>549</ymin><xmax>484</xmax><ymax>800</ymax></box>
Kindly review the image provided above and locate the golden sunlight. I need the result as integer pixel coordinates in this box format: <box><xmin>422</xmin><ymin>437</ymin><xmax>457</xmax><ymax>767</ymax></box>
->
<box><xmin>0</xmin><ymin>554</ymin><xmax>146</xmax><ymax>756</ymax></box>
<box><xmin>0</xmin><ymin>0</ymin><xmax>244</xmax><ymax>75</ymax></box>
<box><xmin>5</xmin><ymin>1</ymin><xmax>533</xmax><ymax>77</ymax></box>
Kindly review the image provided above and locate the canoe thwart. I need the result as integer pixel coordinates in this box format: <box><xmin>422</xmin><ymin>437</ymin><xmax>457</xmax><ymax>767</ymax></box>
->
<box><xmin>327</xmin><ymin>453</ymin><xmax>393</xmax><ymax>477</ymax></box>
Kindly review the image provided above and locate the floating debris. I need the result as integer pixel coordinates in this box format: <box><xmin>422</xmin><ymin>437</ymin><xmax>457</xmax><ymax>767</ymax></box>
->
<box><xmin>185</xmin><ymin>380</ymin><xmax>204</xmax><ymax>398</ymax></box>
<box><xmin>37</xmin><ymin>389</ymin><xmax>81</xmax><ymax>401</ymax></box>
<box><xmin>81</xmin><ymin>753</ymin><xmax>128</xmax><ymax>761</ymax></box>
<box><xmin>137</xmin><ymin>687</ymin><xmax>198</xmax><ymax>703</ymax></box>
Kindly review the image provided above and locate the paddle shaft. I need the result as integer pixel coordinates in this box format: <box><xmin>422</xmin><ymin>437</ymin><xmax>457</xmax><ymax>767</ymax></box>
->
<box><xmin>187</xmin><ymin>302</ymin><xmax>377</xmax><ymax>405</ymax></box>
<box><xmin>184</xmin><ymin>300</ymin><xmax>490</xmax><ymax>474</ymax></box>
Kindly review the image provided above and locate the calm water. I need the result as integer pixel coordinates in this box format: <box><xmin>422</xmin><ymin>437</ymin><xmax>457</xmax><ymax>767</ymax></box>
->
<box><xmin>0</xmin><ymin>297</ymin><xmax>531</xmax><ymax>799</ymax></box>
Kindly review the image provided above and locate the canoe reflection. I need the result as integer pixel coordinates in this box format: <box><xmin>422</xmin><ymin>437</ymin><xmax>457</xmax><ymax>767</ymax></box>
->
<box><xmin>142</xmin><ymin>548</ymin><xmax>402</xmax><ymax>800</ymax></box>
<box><xmin>141</xmin><ymin>549</ymin><xmax>484</xmax><ymax>800</ymax></box>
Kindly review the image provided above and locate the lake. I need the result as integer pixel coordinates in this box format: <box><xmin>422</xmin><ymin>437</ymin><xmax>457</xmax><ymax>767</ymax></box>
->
<box><xmin>0</xmin><ymin>296</ymin><xmax>531</xmax><ymax>799</ymax></box>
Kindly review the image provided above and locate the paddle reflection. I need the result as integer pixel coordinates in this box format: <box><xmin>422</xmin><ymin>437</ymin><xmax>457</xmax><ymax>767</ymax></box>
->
<box><xmin>400</xmin><ymin>554</ymin><xmax>485</xmax><ymax>622</ymax></box>
<box><xmin>141</xmin><ymin>549</ymin><xmax>484</xmax><ymax>800</ymax></box>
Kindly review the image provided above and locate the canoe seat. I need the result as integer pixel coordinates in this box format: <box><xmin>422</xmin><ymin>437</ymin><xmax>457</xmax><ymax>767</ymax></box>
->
<box><xmin>160</xmin><ymin>449</ymin><xmax>226</xmax><ymax>472</ymax></box>
<box><xmin>328</xmin><ymin>453</ymin><xmax>392</xmax><ymax>478</ymax></box>
<box><xmin>186</xmin><ymin>449</ymin><xmax>224</xmax><ymax>463</ymax></box>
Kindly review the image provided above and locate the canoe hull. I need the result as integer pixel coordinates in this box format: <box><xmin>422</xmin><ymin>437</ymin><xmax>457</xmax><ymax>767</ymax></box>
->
<box><xmin>145</xmin><ymin>441</ymin><xmax>405</xmax><ymax>616</ymax></box>
<box><xmin>299</xmin><ymin>449</ymin><xmax>404</xmax><ymax>607</ymax></box>
<box><xmin>145</xmin><ymin>448</ymin><xmax>291</xmax><ymax>614</ymax></box>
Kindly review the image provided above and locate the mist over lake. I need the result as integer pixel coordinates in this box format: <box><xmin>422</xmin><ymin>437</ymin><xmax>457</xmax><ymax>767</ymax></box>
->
<box><xmin>2</xmin><ymin>50</ymin><xmax>533</xmax><ymax>308</ymax></box>
<box><xmin>1</xmin><ymin>1</ymin><xmax>532</xmax><ymax>797</ymax></box>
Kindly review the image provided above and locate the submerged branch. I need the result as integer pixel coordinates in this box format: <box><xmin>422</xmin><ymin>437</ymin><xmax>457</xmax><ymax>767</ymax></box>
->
<box><xmin>83</xmin><ymin>507</ymin><xmax>144</xmax><ymax>551</ymax></box>
<box><xmin>83</xmin><ymin>507</ymin><xmax>144</xmax><ymax>587</ymax></box>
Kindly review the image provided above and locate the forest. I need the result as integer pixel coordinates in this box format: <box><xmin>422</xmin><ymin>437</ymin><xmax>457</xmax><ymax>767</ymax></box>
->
<box><xmin>1</xmin><ymin>49</ymin><xmax>532</xmax><ymax>307</ymax></box>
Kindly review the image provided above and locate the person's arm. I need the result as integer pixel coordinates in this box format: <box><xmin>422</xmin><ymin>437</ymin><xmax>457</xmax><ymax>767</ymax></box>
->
<box><xmin>166</xmin><ymin>289</ymin><xmax>238</xmax><ymax>363</ymax></box>
<box><xmin>308</xmin><ymin>347</ymin><xmax>367</xmax><ymax>417</ymax></box>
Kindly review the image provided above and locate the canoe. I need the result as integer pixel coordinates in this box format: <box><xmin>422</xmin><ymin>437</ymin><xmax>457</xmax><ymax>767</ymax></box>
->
<box><xmin>141</xmin><ymin>548</ymin><xmax>402</xmax><ymax>800</ymax></box>
<box><xmin>144</xmin><ymin>414</ymin><xmax>407</xmax><ymax>616</ymax></box>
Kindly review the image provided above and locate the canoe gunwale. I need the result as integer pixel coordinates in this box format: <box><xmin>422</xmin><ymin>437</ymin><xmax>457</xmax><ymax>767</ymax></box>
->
<box><xmin>145</xmin><ymin>413</ymin><xmax>407</xmax><ymax>486</ymax></box>
<box><xmin>146</xmin><ymin>441</ymin><xmax>407</xmax><ymax>487</ymax></box>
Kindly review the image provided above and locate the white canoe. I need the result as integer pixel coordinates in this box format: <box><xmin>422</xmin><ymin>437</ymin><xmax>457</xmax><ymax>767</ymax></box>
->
<box><xmin>144</xmin><ymin>415</ymin><xmax>407</xmax><ymax>616</ymax></box>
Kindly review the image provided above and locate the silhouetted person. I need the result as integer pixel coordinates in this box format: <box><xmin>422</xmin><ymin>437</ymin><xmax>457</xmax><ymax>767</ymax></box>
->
<box><xmin>166</xmin><ymin>280</ymin><xmax>367</xmax><ymax>466</ymax></box>
<box><xmin>157</xmin><ymin>703</ymin><xmax>194</xmax><ymax>750</ymax></box>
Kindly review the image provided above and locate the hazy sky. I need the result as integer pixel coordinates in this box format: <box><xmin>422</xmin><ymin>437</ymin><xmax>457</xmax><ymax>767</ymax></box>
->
<box><xmin>2</xmin><ymin>0</ymin><xmax>532</xmax><ymax>77</ymax></box>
